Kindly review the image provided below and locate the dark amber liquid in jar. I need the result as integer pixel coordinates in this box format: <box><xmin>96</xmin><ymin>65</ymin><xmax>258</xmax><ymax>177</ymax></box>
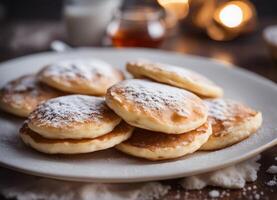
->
<box><xmin>107</xmin><ymin>7</ymin><xmax>165</xmax><ymax>48</ymax></box>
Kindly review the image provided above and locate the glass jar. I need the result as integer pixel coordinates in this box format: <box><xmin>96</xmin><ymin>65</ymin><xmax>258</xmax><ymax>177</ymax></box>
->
<box><xmin>106</xmin><ymin>7</ymin><xmax>166</xmax><ymax>48</ymax></box>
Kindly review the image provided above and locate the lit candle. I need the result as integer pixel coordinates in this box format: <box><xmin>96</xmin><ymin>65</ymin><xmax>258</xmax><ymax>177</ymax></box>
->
<box><xmin>157</xmin><ymin>0</ymin><xmax>189</xmax><ymax>19</ymax></box>
<box><xmin>157</xmin><ymin>0</ymin><xmax>189</xmax><ymax>29</ymax></box>
<box><xmin>218</xmin><ymin>4</ymin><xmax>244</xmax><ymax>28</ymax></box>
<box><xmin>207</xmin><ymin>0</ymin><xmax>257</xmax><ymax>41</ymax></box>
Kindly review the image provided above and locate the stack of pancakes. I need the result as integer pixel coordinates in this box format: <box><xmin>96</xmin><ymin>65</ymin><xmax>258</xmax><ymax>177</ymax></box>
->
<box><xmin>0</xmin><ymin>58</ymin><xmax>262</xmax><ymax>160</ymax></box>
<box><xmin>20</xmin><ymin>95</ymin><xmax>133</xmax><ymax>154</ymax></box>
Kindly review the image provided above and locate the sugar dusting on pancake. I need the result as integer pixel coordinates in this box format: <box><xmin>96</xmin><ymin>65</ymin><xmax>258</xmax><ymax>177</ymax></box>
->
<box><xmin>205</xmin><ymin>99</ymin><xmax>257</xmax><ymax>137</ymax></box>
<box><xmin>200</xmin><ymin>99</ymin><xmax>262</xmax><ymax>150</ymax></box>
<box><xmin>109</xmin><ymin>79</ymin><xmax>207</xmax><ymax>120</ymax></box>
<box><xmin>1</xmin><ymin>75</ymin><xmax>61</xmax><ymax>106</ymax></box>
<box><xmin>29</xmin><ymin>95</ymin><xmax>120</xmax><ymax>128</ymax></box>
<box><xmin>0</xmin><ymin>75</ymin><xmax>63</xmax><ymax>116</ymax></box>
<box><xmin>41</xmin><ymin>59</ymin><xmax>119</xmax><ymax>82</ymax></box>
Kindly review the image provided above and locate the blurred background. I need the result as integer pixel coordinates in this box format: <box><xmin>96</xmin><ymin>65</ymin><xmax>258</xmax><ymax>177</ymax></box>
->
<box><xmin>0</xmin><ymin>0</ymin><xmax>276</xmax><ymax>81</ymax></box>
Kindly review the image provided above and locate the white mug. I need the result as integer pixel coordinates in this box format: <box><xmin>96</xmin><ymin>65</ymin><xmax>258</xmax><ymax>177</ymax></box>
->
<box><xmin>64</xmin><ymin>0</ymin><xmax>122</xmax><ymax>46</ymax></box>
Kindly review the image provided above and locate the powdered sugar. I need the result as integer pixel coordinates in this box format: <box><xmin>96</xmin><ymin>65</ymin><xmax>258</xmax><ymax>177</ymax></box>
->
<box><xmin>111</xmin><ymin>79</ymin><xmax>206</xmax><ymax>117</ymax></box>
<box><xmin>2</xmin><ymin>75</ymin><xmax>38</xmax><ymax>93</ymax></box>
<box><xmin>205</xmin><ymin>98</ymin><xmax>256</xmax><ymax>123</ymax></box>
<box><xmin>266</xmin><ymin>176</ymin><xmax>277</xmax><ymax>186</ymax></box>
<box><xmin>266</xmin><ymin>165</ymin><xmax>277</xmax><ymax>174</ymax></box>
<box><xmin>1</xmin><ymin>75</ymin><xmax>60</xmax><ymax>107</ymax></box>
<box><xmin>181</xmin><ymin>155</ymin><xmax>261</xmax><ymax>189</ymax></box>
<box><xmin>12</xmin><ymin>76</ymin><xmax>37</xmax><ymax>92</ymax></box>
<box><xmin>241</xmin><ymin>185</ymin><xmax>265</xmax><ymax>200</ymax></box>
<box><xmin>208</xmin><ymin>190</ymin><xmax>220</xmax><ymax>198</ymax></box>
<box><xmin>42</xmin><ymin>59</ymin><xmax>115</xmax><ymax>81</ymax></box>
<box><xmin>29</xmin><ymin>95</ymin><xmax>109</xmax><ymax>128</ymax></box>
<box><xmin>205</xmin><ymin>99</ymin><xmax>231</xmax><ymax>121</ymax></box>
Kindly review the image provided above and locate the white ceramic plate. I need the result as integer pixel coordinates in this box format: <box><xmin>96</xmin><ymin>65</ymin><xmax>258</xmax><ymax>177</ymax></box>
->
<box><xmin>0</xmin><ymin>48</ymin><xmax>276</xmax><ymax>183</ymax></box>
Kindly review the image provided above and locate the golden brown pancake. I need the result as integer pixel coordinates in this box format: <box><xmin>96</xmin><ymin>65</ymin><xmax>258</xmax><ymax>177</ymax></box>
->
<box><xmin>28</xmin><ymin>95</ymin><xmax>121</xmax><ymax>139</ymax></box>
<box><xmin>0</xmin><ymin>75</ymin><xmax>63</xmax><ymax>117</ymax></box>
<box><xmin>38</xmin><ymin>59</ymin><xmax>124</xmax><ymax>95</ymax></box>
<box><xmin>116</xmin><ymin>121</ymin><xmax>212</xmax><ymax>160</ymax></box>
<box><xmin>200</xmin><ymin>99</ymin><xmax>262</xmax><ymax>150</ymax></box>
<box><xmin>20</xmin><ymin>121</ymin><xmax>133</xmax><ymax>154</ymax></box>
<box><xmin>127</xmin><ymin>60</ymin><xmax>223</xmax><ymax>98</ymax></box>
<box><xmin>106</xmin><ymin>79</ymin><xmax>208</xmax><ymax>134</ymax></box>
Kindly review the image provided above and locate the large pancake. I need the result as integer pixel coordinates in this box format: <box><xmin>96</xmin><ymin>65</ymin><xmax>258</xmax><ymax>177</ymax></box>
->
<box><xmin>106</xmin><ymin>79</ymin><xmax>208</xmax><ymax>134</ymax></box>
<box><xmin>200</xmin><ymin>99</ymin><xmax>262</xmax><ymax>150</ymax></box>
<box><xmin>38</xmin><ymin>59</ymin><xmax>124</xmax><ymax>95</ymax></box>
<box><xmin>116</xmin><ymin>121</ymin><xmax>212</xmax><ymax>160</ymax></box>
<box><xmin>28</xmin><ymin>95</ymin><xmax>121</xmax><ymax>139</ymax></box>
<box><xmin>127</xmin><ymin>60</ymin><xmax>223</xmax><ymax>98</ymax></box>
<box><xmin>0</xmin><ymin>75</ymin><xmax>63</xmax><ymax>117</ymax></box>
<box><xmin>20</xmin><ymin>121</ymin><xmax>133</xmax><ymax>154</ymax></box>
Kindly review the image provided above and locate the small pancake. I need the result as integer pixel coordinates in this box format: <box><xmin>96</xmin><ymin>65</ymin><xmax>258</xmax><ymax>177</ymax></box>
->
<box><xmin>0</xmin><ymin>75</ymin><xmax>63</xmax><ymax>117</ymax></box>
<box><xmin>38</xmin><ymin>59</ymin><xmax>124</xmax><ymax>95</ymax></box>
<box><xmin>127</xmin><ymin>60</ymin><xmax>223</xmax><ymax>98</ymax></box>
<box><xmin>20</xmin><ymin>121</ymin><xmax>133</xmax><ymax>154</ymax></box>
<box><xmin>28</xmin><ymin>95</ymin><xmax>121</xmax><ymax>139</ymax></box>
<box><xmin>200</xmin><ymin>99</ymin><xmax>262</xmax><ymax>150</ymax></box>
<box><xmin>116</xmin><ymin>121</ymin><xmax>212</xmax><ymax>160</ymax></box>
<box><xmin>106</xmin><ymin>79</ymin><xmax>208</xmax><ymax>134</ymax></box>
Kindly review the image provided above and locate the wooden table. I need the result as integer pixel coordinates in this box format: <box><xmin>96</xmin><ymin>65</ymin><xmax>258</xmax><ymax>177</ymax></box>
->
<box><xmin>0</xmin><ymin>18</ymin><xmax>276</xmax><ymax>200</ymax></box>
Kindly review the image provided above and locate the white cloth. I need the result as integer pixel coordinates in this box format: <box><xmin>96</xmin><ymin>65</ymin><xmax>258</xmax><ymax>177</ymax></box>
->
<box><xmin>0</xmin><ymin>155</ymin><xmax>260</xmax><ymax>200</ymax></box>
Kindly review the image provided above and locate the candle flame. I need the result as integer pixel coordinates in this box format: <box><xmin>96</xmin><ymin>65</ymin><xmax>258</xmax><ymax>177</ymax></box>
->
<box><xmin>219</xmin><ymin>4</ymin><xmax>243</xmax><ymax>28</ymax></box>
<box><xmin>157</xmin><ymin>0</ymin><xmax>189</xmax><ymax>19</ymax></box>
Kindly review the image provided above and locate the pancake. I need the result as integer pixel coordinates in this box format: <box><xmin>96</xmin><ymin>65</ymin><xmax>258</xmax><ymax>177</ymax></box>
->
<box><xmin>200</xmin><ymin>99</ymin><xmax>263</xmax><ymax>150</ymax></box>
<box><xmin>20</xmin><ymin>121</ymin><xmax>133</xmax><ymax>154</ymax></box>
<box><xmin>38</xmin><ymin>59</ymin><xmax>124</xmax><ymax>95</ymax></box>
<box><xmin>106</xmin><ymin>79</ymin><xmax>208</xmax><ymax>134</ymax></box>
<box><xmin>126</xmin><ymin>60</ymin><xmax>223</xmax><ymax>98</ymax></box>
<box><xmin>116</xmin><ymin>121</ymin><xmax>212</xmax><ymax>160</ymax></box>
<box><xmin>0</xmin><ymin>75</ymin><xmax>63</xmax><ymax>117</ymax></box>
<box><xmin>28</xmin><ymin>95</ymin><xmax>121</xmax><ymax>139</ymax></box>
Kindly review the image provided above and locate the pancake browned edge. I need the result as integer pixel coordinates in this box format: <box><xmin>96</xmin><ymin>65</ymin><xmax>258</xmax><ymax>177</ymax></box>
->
<box><xmin>126</xmin><ymin>60</ymin><xmax>223</xmax><ymax>98</ymax></box>
<box><xmin>0</xmin><ymin>75</ymin><xmax>63</xmax><ymax>117</ymax></box>
<box><xmin>38</xmin><ymin>59</ymin><xmax>124</xmax><ymax>95</ymax></box>
<box><xmin>116</xmin><ymin>121</ymin><xmax>212</xmax><ymax>161</ymax></box>
<box><xmin>106</xmin><ymin>79</ymin><xmax>208</xmax><ymax>134</ymax></box>
<box><xmin>200</xmin><ymin>99</ymin><xmax>262</xmax><ymax>150</ymax></box>
<box><xmin>20</xmin><ymin>121</ymin><xmax>134</xmax><ymax>154</ymax></box>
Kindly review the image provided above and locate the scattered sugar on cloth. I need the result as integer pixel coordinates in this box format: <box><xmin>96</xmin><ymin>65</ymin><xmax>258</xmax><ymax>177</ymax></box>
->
<box><xmin>181</xmin><ymin>155</ymin><xmax>261</xmax><ymax>189</ymax></box>
<box><xmin>266</xmin><ymin>165</ymin><xmax>277</xmax><ymax>174</ymax></box>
